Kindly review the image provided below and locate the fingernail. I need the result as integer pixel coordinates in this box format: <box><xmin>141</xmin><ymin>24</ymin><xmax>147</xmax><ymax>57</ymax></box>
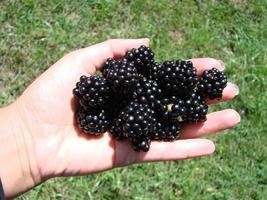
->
<box><xmin>233</xmin><ymin>110</ymin><xmax>241</xmax><ymax>123</ymax></box>
<box><xmin>228</xmin><ymin>82</ymin><xmax>239</xmax><ymax>96</ymax></box>
<box><xmin>236</xmin><ymin>112</ymin><xmax>241</xmax><ymax>123</ymax></box>
<box><xmin>218</xmin><ymin>60</ymin><xmax>225</xmax><ymax>71</ymax></box>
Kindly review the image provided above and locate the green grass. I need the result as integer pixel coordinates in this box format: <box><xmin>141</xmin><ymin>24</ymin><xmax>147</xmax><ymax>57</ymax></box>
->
<box><xmin>1</xmin><ymin>0</ymin><xmax>267</xmax><ymax>199</ymax></box>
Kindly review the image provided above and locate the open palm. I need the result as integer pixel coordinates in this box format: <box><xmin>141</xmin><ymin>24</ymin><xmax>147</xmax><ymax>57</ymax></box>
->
<box><xmin>14</xmin><ymin>39</ymin><xmax>240</xmax><ymax>181</ymax></box>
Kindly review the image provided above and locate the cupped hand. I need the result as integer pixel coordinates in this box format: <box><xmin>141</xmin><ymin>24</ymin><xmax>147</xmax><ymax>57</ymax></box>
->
<box><xmin>12</xmin><ymin>39</ymin><xmax>240</xmax><ymax>184</ymax></box>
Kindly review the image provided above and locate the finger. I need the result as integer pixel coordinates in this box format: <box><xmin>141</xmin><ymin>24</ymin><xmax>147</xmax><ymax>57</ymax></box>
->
<box><xmin>180</xmin><ymin>109</ymin><xmax>240</xmax><ymax>139</ymax></box>
<box><xmin>74</xmin><ymin>38</ymin><xmax>150</xmax><ymax>70</ymax></box>
<box><xmin>115</xmin><ymin>139</ymin><xmax>215</xmax><ymax>166</ymax></box>
<box><xmin>207</xmin><ymin>82</ymin><xmax>239</xmax><ymax>104</ymax></box>
<box><xmin>190</xmin><ymin>58</ymin><xmax>225</xmax><ymax>75</ymax></box>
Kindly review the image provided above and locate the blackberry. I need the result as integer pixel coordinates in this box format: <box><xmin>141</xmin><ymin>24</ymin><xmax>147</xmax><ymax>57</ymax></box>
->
<box><xmin>154</xmin><ymin>96</ymin><xmax>186</xmax><ymax>121</ymax></box>
<box><xmin>76</xmin><ymin>107</ymin><xmax>110</xmax><ymax>135</ymax></box>
<box><xmin>72</xmin><ymin>45</ymin><xmax>230</xmax><ymax>152</ymax></box>
<box><xmin>130</xmin><ymin>136</ymin><xmax>151</xmax><ymax>152</ymax></box>
<box><xmin>158</xmin><ymin>60</ymin><xmax>198</xmax><ymax>95</ymax></box>
<box><xmin>115</xmin><ymin>101</ymin><xmax>156</xmax><ymax>139</ymax></box>
<box><xmin>73</xmin><ymin>75</ymin><xmax>110</xmax><ymax>108</ymax></box>
<box><xmin>101</xmin><ymin>58</ymin><xmax>117</xmax><ymax>77</ymax></box>
<box><xmin>183</xmin><ymin>92</ymin><xmax>208</xmax><ymax>122</ymax></box>
<box><xmin>148</xmin><ymin>62</ymin><xmax>163</xmax><ymax>80</ymax></box>
<box><xmin>110</xmin><ymin>117</ymin><xmax>125</xmax><ymax>140</ymax></box>
<box><xmin>150</xmin><ymin>121</ymin><xmax>181</xmax><ymax>141</ymax></box>
<box><xmin>105</xmin><ymin>59</ymin><xmax>139</xmax><ymax>92</ymax></box>
<box><xmin>197</xmin><ymin>68</ymin><xmax>227</xmax><ymax>99</ymax></box>
<box><xmin>132</xmin><ymin>77</ymin><xmax>162</xmax><ymax>106</ymax></box>
<box><xmin>124</xmin><ymin>45</ymin><xmax>154</xmax><ymax>75</ymax></box>
<box><xmin>110</xmin><ymin>101</ymin><xmax>156</xmax><ymax>151</ymax></box>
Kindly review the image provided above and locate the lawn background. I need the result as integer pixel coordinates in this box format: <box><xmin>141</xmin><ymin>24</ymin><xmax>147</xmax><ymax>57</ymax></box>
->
<box><xmin>0</xmin><ymin>0</ymin><xmax>267</xmax><ymax>199</ymax></box>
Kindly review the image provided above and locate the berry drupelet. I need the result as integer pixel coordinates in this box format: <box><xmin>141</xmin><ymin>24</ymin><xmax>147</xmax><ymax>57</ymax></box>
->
<box><xmin>158</xmin><ymin>60</ymin><xmax>198</xmax><ymax>96</ymax></box>
<box><xmin>73</xmin><ymin>75</ymin><xmax>111</xmax><ymax>108</ymax></box>
<box><xmin>130</xmin><ymin>136</ymin><xmax>151</xmax><ymax>152</ymax></box>
<box><xmin>124</xmin><ymin>45</ymin><xmax>154</xmax><ymax>75</ymax></box>
<box><xmin>101</xmin><ymin>58</ymin><xmax>117</xmax><ymax>78</ymax></box>
<box><xmin>150</xmin><ymin>121</ymin><xmax>181</xmax><ymax>141</ymax></box>
<box><xmin>197</xmin><ymin>68</ymin><xmax>227</xmax><ymax>99</ymax></box>
<box><xmin>121</xmin><ymin>101</ymin><xmax>156</xmax><ymax>139</ymax></box>
<box><xmin>149</xmin><ymin>62</ymin><xmax>164</xmax><ymax>80</ymax></box>
<box><xmin>105</xmin><ymin>59</ymin><xmax>139</xmax><ymax>93</ymax></box>
<box><xmin>183</xmin><ymin>92</ymin><xmax>208</xmax><ymax>122</ymax></box>
<box><xmin>132</xmin><ymin>77</ymin><xmax>162</xmax><ymax>106</ymax></box>
<box><xmin>110</xmin><ymin>117</ymin><xmax>125</xmax><ymax>140</ymax></box>
<box><xmin>111</xmin><ymin>101</ymin><xmax>156</xmax><ymax>151</ymax></box>
<box><xmin>76</xmin><ymin>107</ymin><xmax>110</xmax><ymax>135</ymax></box>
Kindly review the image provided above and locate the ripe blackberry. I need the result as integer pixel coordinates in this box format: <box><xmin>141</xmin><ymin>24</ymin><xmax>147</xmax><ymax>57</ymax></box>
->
<box><xmin>197</xmin><ymin>68</ymin><xmax>227</xmax><ymax>99</ymax></box>
<box><xmin>73</xmin><ymin>75</ymin><xmax>110</xmax><ymax>108</ymax></box>
<box><xmin>148</xmin><ymin>62</ymin><xmax>163</xmax><ymax>80</ymax></box>
<box><xmin>105</xmin><ymin>59</ymin><xmax>139</xmax><ymax>92</ymax></box>
<box><xmin>130</xmin><ymin>136</ymin><xmax>151</xmax><ymax>152</ymax></box>
<box><xmin>150</xmin><ymin>121</ymin><xmax>181</xmax><ymax>141</ymax></box>
<box><xmin>158</xmin><ymin>60</ymin><xmax>198</xmax><ymax>95</ymax></box>
<box><xmin>124</xmin><ymin>45</ymin><xmax>154</xmax><ymax>75</ymax></box>
<box><xmin>132</xmin><ymin>77</ymin><xmax>162</xmax><ymax>106</ymax></box>
<box><xmin>110</xmin><ymin>117</ymin><xmax>125</xmax><ymax>140</ymax></box>
<box><xmin>115</xmin><ymin>101</ymin><xmax>156</xmax><ymax>140</ymax></box>
<box><xmin>72</xmin><ymin>45</ymin><xmax>230</xmax><ymax>152</ymax></box>
<box><xmin>110</xmin><ymin>101</ymin><xmax>156</xmax><ymax>151</ymax></box>
<box><xmin>183</xmin><ymin>92</ymin><xmax>208</xmax><ymax>122</ymax></box>
<box><xmin>76</xmin><ymin>107</ymin><xmax>110</xmax><ymax>135</ymax></box>
<box><xmin>101</xmin><ymin>58</ymin><xmax>117</xmax><ymax>77</ymax></box>
<box><xmin>154</xmin><ymin>96</ymin><xmax>186</xmax><ymax>121</ymax></box>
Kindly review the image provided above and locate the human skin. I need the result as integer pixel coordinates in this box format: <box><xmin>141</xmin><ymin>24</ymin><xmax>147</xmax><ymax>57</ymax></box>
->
<box><xmin>0</xmin><ymin>39</ymin><xmax>240</xmax><ymax>199</ymax></box>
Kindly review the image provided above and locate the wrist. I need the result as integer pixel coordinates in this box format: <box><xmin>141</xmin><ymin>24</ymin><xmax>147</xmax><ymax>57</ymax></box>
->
<box><xmin>0</xmin><ymin>103</ymin><xmax>41</xmax><ymax>198</ymax></box>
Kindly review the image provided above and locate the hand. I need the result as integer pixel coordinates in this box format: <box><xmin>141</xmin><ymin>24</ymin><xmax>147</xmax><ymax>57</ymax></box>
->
<box><xmin>1</xmin><ymin>39</ymin><xmax>240</xmax><ymax>198</ymax></box>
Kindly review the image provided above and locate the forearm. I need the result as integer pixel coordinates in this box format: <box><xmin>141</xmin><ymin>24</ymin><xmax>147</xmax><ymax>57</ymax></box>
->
<box><xmin>0</xmin><ymin>104</ymin><xmax>36</xmax><ymax>199</ymax></box>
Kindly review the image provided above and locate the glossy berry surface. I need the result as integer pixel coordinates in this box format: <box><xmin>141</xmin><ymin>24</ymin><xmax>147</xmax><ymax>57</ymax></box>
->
<box><xmin>131</xmin><ymin>136</ymin><xmax>151</xmax><ymax>152</ymax></box>
<box><xmin>124</xmin><ymin>45</ymin><xmax>154</xmax><ymax>75</ymax></box>
<box><xmin>105</xmin><ymin>59</ymin><xmax>139</xmax><ymax>92</ymax></box>
<box><xmin>183</xmin><ymin>92</ymin><xmax>208</xmax><ymax>122</ymax></box>
<box><xmin>149</xmin><ymin>62</ymin><xmax>163</xmax><ymax>80</ymax></box>
<box><xmin>73</xmin><ymin>75</ymin><xmax>110</xmax><ymax>108</ymax></box>
<box><xmin>151</xmin><ymin>121</ymin><xmax>181</xmax><ymax>141</ymax></box>
<box><xmin>120</xmin><ymin>101</ymin><xmax>156</xmax><ymax>139</ymax></box>
<box><xmin>76</xmin><ymin>107</ymin><xmax>110</xmax><ymax>135</ymax></box>
<box><xmin>101</xmin><ymin>58</ymin><xmax>117</xmax><ymax>78</ymax></box>
<box><xmin>158</xmin><ymin>60</ymin><xmax>198</xmax><ymax>95</ymax></box>
<box><xmin>132</xmin><ymin>77</ymin><xmax>162</xmax><ymax>105</ymax></box>
<box><xmin>198</xmin><ymin>68</ymin><xmax>227</xmax><ymax>99</ymax></box>
<box><xmin>73</xmin><ymin>45</ymin><xmax>228</xmax><ymax>152</ymax></box>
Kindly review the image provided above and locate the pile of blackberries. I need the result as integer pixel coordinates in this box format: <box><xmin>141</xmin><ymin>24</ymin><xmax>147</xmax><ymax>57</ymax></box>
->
<box><xmin>73</xmin><ymin>46</ymin><xmax>227</xmax><ymax>152</ymax></box>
